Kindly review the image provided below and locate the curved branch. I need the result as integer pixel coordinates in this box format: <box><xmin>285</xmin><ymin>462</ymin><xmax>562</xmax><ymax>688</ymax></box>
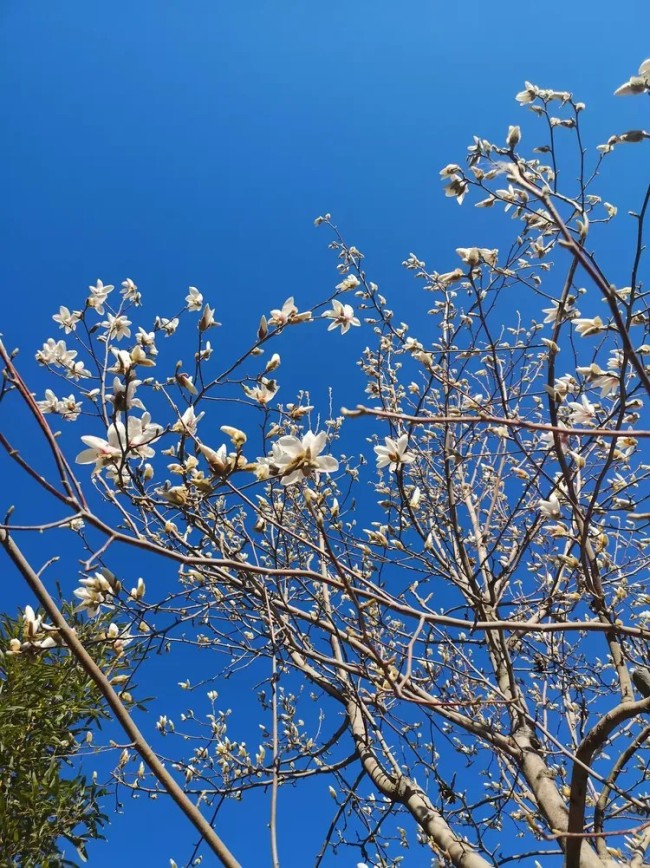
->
<box><xmin>565</xmin><ymin>696</ymin><xmax>650</xmax><ymax>867</ymax></box>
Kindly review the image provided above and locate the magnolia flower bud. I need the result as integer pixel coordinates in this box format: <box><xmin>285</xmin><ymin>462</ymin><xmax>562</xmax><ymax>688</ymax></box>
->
<box><xmin>199</xmin><ymin>304</ymin><xmax>218</xmax><ymax>331</ymax></box>
<box><xmin>221</xmin><ymin>425</ymin><xmax>247</xmax><ymax>447</ymax></box>
<box><xmin>506</xmin><ymin>125</ymin><xmax>521</xmax><ymax>148</ymax></box>
<box><xmin>620</xmin><ymin>130</ymin><xmax>648</xmax><ymax>143</ymax></box>
<box><xmin>264</xmin><ymin>353</ymin><xmax>281</xmax><ymax>373</ymax></box>
<box><xmin>130</xmin><ymin>577</ymin><xmax>146</xmax><ymax>600</ymax></box>
<box><xmin>258</xmin><ymin>315</ymin><xmax>268</xmax><ymax>340</ymax></box>
<box><xmin>175</xmin><ymin>365</ymin><xmax>198</xmax><ymax>395</ymax></box>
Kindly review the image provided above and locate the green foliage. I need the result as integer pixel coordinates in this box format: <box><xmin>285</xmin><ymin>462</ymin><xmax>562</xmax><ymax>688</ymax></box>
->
<box><xmin>0</xmin><ymin>607</ymin><xmax>133</xmax><ymax>866</ymax></box>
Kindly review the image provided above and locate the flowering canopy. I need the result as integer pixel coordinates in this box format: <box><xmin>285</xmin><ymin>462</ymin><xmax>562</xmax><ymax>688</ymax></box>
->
<box><xmin>3</xmin><ymin>58</ymin><xmax>650</xmax><ymax>868</ymax></box>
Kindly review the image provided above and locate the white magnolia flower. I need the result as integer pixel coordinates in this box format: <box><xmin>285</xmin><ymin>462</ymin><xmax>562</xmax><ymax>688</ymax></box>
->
<box><xmin>109</xmin><ymin>348</ymin><xmax>136</xmax><ymax>375</ymax></box>
<box><xmin>515</xmin><ymin>81</ymin><xmax>538</xmax><ymax>104</ymax></box>
<box><xmin>175</xmin><ymin>371</ymin><xmax>198</xmax><ymax>395</ymax></box>
<box><xmin>270</xmin><ymin>431</ymin><xmax>339</xmax><ymax>486</ymax></box>
<box><xmin>36</xmin><ymin>338</ymin><xmax>63</xmax><ymax>365</ymax></box>
<box><xmin>264</xmin><ymin>353</ymin><xmax>281</xmax><ymax>374</ymax></box>
<box><xmin>36</xmin><ymin>338</ymin><xmax>75</xmax><ymax>367</ymax></box>
<box><xmin>567</xmin><ymin>395</ymin><xmax>596</xmax><ymax>426</ymax></box>
<box><xmin>506</xmin><ymin>125</ymin><xmax>521</xmax><ymax>148</ymax></box>
<box><xmin>199</xmin><ymin>442</ymin><xmax>231</xmax><ymax>474</ymax></box>
<box><xmin>136</xmin><ymin>327</ymin><xmax>158</xmax><ymax>355</ymax></box>
<box><xmin>269</xmin><ymin>297</ymin><xmax>312</xmax><ymax>327</ymax></box>
<box><xmin>23</xmin><ymin>606</ymin><xmax>43</xmax><ymax>639</ymax></box>
<box><xmin>539</xmin><ymin>421</ymin><xmax>570</xmax><ymax>452</ymax></box>
<box><xmin>76</xmin><ymin>414</ymin><xmax>162</xmax><ymax>469</ymax></box>
<box><xmin>127</xmin><ymin>413</ymin><xmax>163</xmax><ymax>458</ymax></box>
<box><xmin>374</xmin><ymin>434</ymin><xmax>416</xmax><ymax>471</ymax></box>
<box><xmin>186</xmin><ymin>286</ymin><xmax>203</xmax><ymax>311</ymax></box>
<box><xmin>101</xmin><ymin>313</ymin><xmax>132</xmax><ymax>340</ymax></box>
<box><xmin>14</xmin><ymin>605</ymin><xmax>57</xmax><ymax>652</ymax></box>
<box><xmin>593</xmin><ymin>373</ymin><xmax>619</xmax><ymax>398</ymax></box>
<box><xmin>155</xmin><ymin>316</ymin><xmax>180</xmax><ymax>336</ymax></box>
<box><xmin>270</xmin><ymin>297</ymin><xmax>297</xmax><ymax>326</ymax></box>
<box><xmin>196</xmin><ymin>340</ymin><xmax>213</xmax><ymax>361</ymax></box>
<box><xmin>172</xmin><ymin>405</ymin><xmax>205</xmax><ymax>435</ymax></box>
<box><xmin>76</xmin><ymin>423</ymin><xmax>126</xmax><ymax>469</ymax></box>
<box><xmin>439</xmin><ymin>163</ymin><xmax>461</xmax><ymax>177</ymax></box>
<box><xmin>323</xmin><ymin>299</ymin><xmax>360</xmax><ymax>334</ymax></box>
<box><xmin>574</xmin><ymin>316</ymin><xmax>605</xmax><ymax>337</ymax></box>
<box><xmin>614</xmin><ymin>59</ymin><xmax>650</xmax><ymax>96</ymax></box>
<box><xmin>73</xmin><ymin>573</ymin><xmax>115</xmax><ymax>616</ymax></box>
<box><xmin>252</xmin><ymin>455</ymin><xmax>273</xmax><ymax>481</ymax></box>
<box><xmin>87</xmin><ymin>279</ymin><xmax>114</xmax><ymax>314</ymax></box>
<box><xmin>65</xmin><ymin>359</ymin><xmax>92</xmax><ymax>380</ymax></box>
<box><xmin>443</xmin><ymin>175</ymin><xmax>468</xmax><ymax>205</ymax></box>
<box><xmin>403</xmin><ymin>337</ymin><xmax>423</xmax><ymax>352</ymax></box>
<box><xmin>121</xmin><ymin>278</ymin><xmax>140</xmax><ymax>302</ymax></box>
<box><xmin>221</xmin><ymin>425</ymin><xmax>247</xmax><ymax>447</ymax></box>
<box><xmin>199</xmin><ymin>304</ymin><xmax>220</xmax><ymax>331</ymax></box>
<box><xmin>37</xmin><ymin>339</ymin><xmax>91</xmax><ymax>380</ymax></box>
<box><xmin>52</xmin><ymin>305</ymin><xmax>81</xmax><ymax>333</ymax></box>
<box><xmin>111</xmin><ymin>377</ymin><xmax>144</xmax><ymax>411</ymax></box>
<box><xmin>243</xmin><ymin>378</ymin><xmax>278</xmax><ymax>405</ymax></box>
<box><xmin>58</xmin><ymin>394</ymin><xmax>83</xmax><ymax>421</ymax></box>
<box><xmin>336</xmin><ymin>274</ymin><xmax>361</xmax><ymax>292</ymax></box>
<box><xmin>579</xmin><ymin>360</ymin><xmax>620</xmax><ymax>398</ymax></box>
<box><xmin>538</xmin><ymin>493</ymin><xmax>561</xmax><ymax>518</ymax></box>
<box><xmin>542</xmin><ymin>300</ymin><xmax>580</xmax><ymax>324</ymax></box>
<box><xmin>37</xmin><ymin>389</ymin><xmax>60</xmax><ymax>414</ymax></box>
<box><xmin>456</xmin><ymin>247</ymin><xmax>498</xmax><ymax>267</ymax></box>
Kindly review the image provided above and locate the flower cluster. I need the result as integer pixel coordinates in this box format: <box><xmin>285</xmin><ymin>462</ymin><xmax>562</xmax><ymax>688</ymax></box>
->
<box><xmin>76</xmin><ymin>413</ymin><xmax>162</xmax><ymax>479</ymax></box>
<box><xmin>73</xmin><ymin>570</ymin><xmax>120</xmax><ymax>617</ymax></box>
<box><xmin>7</xmin><ymin>606</ymin><xmax>58</xmax><ymax>654</ymax></box>
<box><xmin>37</xmin><ymin>389</ymin><xmax>83</xmax><ymax>421</ymax></box>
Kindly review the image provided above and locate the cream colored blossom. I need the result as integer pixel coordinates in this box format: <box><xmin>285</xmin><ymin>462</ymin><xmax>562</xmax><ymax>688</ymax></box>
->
<box><xmin>87</xmin><ymin>279</ymin><xmax>114</xmax><ymax>314</ymax></box>
<box><xmin>574</xmin><ymin>316</ymin><xmax>605</xmax><ymax>337</ymax></box>
<box><xmin>567</xmin><ymin>395</ymin><xmax>596</xmax><ymax>426</ymax></box>
<box><xmin>243</xmin><ymin>378</ymin><xmax>278</xmax><ymax>405</ymax></box>
<box><xmin>76</xmin><ymin>414</ymin><xmax>162</xmax><ymax>469</ymax></box>
<box><xmin>52</xmin><ymin>305</ymin><xmax>81</xmax><ymax>333</ymax></box>
<box><xmin>336</xmin><ymin>274</ymin><xmax>361</xmax><ymax>292</ymax></box>
<box><xmin>101</xmin><ymin>313</ymin><xmax>132</xmax><ymax>340</ymax></box>
<box><xmin>172</xmin><ymin>405</ymin><xmax>205</xmax><ymax>435</ymax></box>
<box><xmin>121</xmin><ymin>278</ymin><xmax>140</xmax><ymax>302</ymax></box>
<box><xmin>73</xmin><ymin>573</ymin><xmax>115</xmax><ymax>616</ymax></box>
<box><xmin>155</xmin><ymin>316</ymin><xmax>180</xmax><ymax>336</ymax></box>
<box><xmin>374</xmin><ymin>434</ymin><xmax>416</xmax><ymax>472</ymax></box>
<box><xmin>186</xmin><ymin>286</ymin><xmax>203</xmax><ymax>312</ymax></box>
<box><xmin>323</xmin><ymin>299</ymin><xmax>360</xmax><ymax>334</ymax></box>
<box><xmin>269</xmin><ymin>297</ymin><xmax>312</xmax><ymax>327</ymax></box>
<box><xmin>538</xmin><ymin>493</ymin><xmax>561</xmax><ymax>518</ymax></box>
<box><xmin>269</xmin><ymin>431</ymin><xmax>339</xmax><ymax>486</ymax></box>
<box><xmin>199</xmin><ymin>443</ymin><xmax>232</xmax><ymax>474</ymax></box>
<box><xmin>614</xmin><ymin>59</ymin><xmax>650</xmax><ymax>96</ymax></box>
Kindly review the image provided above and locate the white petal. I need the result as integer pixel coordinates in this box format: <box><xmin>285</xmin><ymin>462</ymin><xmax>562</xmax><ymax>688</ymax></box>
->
<box><xmin>316</xmin><ymin>456</ymin><xmax>339</xmax><ymax>473</ymax></box>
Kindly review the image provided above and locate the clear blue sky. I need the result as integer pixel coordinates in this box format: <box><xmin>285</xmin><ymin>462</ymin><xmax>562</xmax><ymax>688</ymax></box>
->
<box><xmin>1</xmin><ymin>2</ymin><xmax>648</xmax><ymax>865</ymax></box>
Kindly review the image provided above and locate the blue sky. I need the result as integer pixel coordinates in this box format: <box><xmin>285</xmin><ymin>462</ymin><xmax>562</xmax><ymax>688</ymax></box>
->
<box><xmin>1</xmin><ymin>2</ymin><xmax>649</xmax><ymax>865</ymax></box>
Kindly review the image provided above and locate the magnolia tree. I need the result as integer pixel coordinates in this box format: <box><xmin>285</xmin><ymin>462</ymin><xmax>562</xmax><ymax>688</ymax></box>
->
<box><xmin>1</xmin><ymin>61</ymin><xmax>650</xmax><ymax>868</ymax></box>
